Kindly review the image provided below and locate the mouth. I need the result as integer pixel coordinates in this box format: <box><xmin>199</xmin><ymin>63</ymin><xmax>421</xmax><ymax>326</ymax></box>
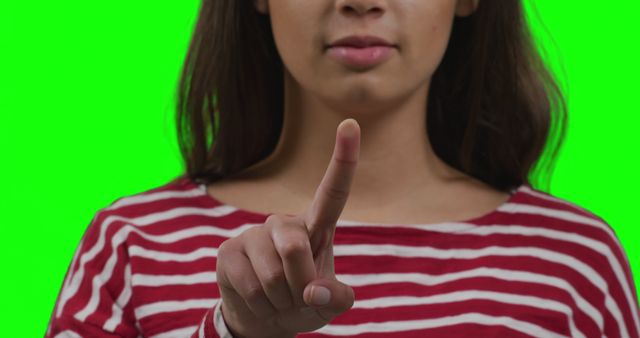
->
<box><xmin>325</xmin><ymin>45</ymin><xmax>395</xmax><ymax>69</ymax></box>
<box><xmin>325</xmin><ymin>35</ymin><xmax>397</xmax><ymax>69</ymax></box>
<box><xmin>326</xmin><ymin>35</ymin><xmax>396</xmax><ymax>49</ymax></box>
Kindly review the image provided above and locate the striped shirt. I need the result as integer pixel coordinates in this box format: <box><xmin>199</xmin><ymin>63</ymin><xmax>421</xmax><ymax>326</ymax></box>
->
<box><xmin>45</xmin><ymin>176</ymin><xmax>640</xmax><ymax>338</ymax></box>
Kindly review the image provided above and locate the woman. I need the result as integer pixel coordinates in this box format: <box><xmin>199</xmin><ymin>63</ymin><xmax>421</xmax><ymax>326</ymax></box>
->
<box><xmin>46</xmin><ymin>0</ymin><xmax>639</xmax><ymax>337</ymax></box>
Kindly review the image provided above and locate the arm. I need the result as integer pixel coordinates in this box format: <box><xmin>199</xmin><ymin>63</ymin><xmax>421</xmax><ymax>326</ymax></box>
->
<box><xmin>597</xmin><ymin>221</ymin><xmax>640</xmax><ymax>338</ymax></box>
<box><xmin>46</xmin><ymin>208</ymin><xmax>233</xmax><ymax>338</ymax></box>
<box><xmin>45</xmin><ymin>210</ymin><xmax>139</xmax><ymax>337</ymax></box>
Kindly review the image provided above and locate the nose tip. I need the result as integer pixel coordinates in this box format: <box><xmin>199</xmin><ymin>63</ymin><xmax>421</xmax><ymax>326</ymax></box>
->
<box><xmin>338</xmin><ymin>0</ymin><xmax>384</xmax><ymax>18</ymax></box>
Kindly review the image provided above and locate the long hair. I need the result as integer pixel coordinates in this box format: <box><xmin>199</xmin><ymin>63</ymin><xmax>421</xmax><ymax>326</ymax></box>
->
<box><xmin>173</xmin><ymin>0</ymin><xmax>567</xmax><ymax>193</ymax></box>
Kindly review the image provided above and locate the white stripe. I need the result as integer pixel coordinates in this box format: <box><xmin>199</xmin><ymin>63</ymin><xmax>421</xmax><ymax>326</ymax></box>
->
<box><xmin>198</xmin><ymin>310</ymin><xmax>206</xmax><ymax>338</ymax></box>
<box><xmin>53</xmin><ymin>330</ymin><xmax>82</xmax><ymax>338</ymax></box>
<box><xmin>498</xmin><ymin>202</ymin><xmax>619</xmax><ymax>250</ymax></box>
<box><xmin>57</xmin><ymin>203</ymin><xmax>250</xmax><ymax>318</ymax></box>
<box><xmin>103</xmin><ymin>263</ymin><xmax>132</xmax><ymax>331</ymax></box>
<box><xmin>73</xmin><ymin>225</ymin><xmax>132</xmax><ymax>322</ymax></box>
<box><xmin>132</xmin><ymin>272</ymin><xmax>217</xmax><ymax>286</ymax></box>
<box><xmin>135</xmin><ymin>299</ymin><xmax>218</xmax><ymax>319</ymax></box>
<box><xmin>519</xmin><ymin>186</ymin><xmax>592</xmax><ymax>213</ymax></box>
<box><xmin>498</xmin><ymin>202</ymin><xmax>639</xmax><ymax>332</ymax></box>
<box><xmin>213</xmin><ymin>299</ymin><xmax>234</xmax><ymax>338</ymax></box>
<box><xmin>335</xmin><ymin>243</ymin><xmax>629</xmax><ymax>336</ymax></box>
<box><xmin>337</xmin><ymin>218</ymin><xmax>478</xmax><ymax>231</ymax></box>
<box><xmin>108</xmin><ymin>187</ymin><xmax>204</xmax><ymax>211</ymax></box>
<box><xmin>353</xmin><ymin>290</ymin><xmax>584</xmax><ymax>338</ymax></box>
<box><xmin>338</xmin><ymin>268</ymin><xmax>602</xmax><ymax>329</ymax></box>
<box><xmin>129</xmin><ymin>246</ymin><xmax>218</xmax><ymax>262</ymax></box>
<box><xmin>317</xmin><ymin>312</ymin><xmax>569</xmax><ymax>337</ymax></box>
<box><xmin>148</xmin><ymin>325</ymin><xmax>198</xmax><ymax>338</ymax></box>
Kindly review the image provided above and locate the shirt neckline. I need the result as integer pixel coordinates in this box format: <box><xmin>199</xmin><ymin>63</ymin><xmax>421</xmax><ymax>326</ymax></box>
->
<box><xmin>192</xmin><ymin>178</ymin><xmax>526</xmax><ymax>227</ymax></box>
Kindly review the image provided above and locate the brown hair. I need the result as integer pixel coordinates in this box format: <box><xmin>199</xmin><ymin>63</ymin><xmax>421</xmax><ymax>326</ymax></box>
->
<box><xmin>173</xmin><ymin>0</ymin><xmax>567</xmax><ymax>193</ymax></box>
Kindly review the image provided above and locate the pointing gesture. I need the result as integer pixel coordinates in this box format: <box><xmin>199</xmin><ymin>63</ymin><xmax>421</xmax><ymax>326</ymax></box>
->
<box><xmin>215</xmin><ymin>119</ymin><xmax>360</xmax><ymax>337</ymax></box>
<box><xmin>306</xmin><ymin>118</ymin><xmax>360</xmax><ymax>276</ymax></box>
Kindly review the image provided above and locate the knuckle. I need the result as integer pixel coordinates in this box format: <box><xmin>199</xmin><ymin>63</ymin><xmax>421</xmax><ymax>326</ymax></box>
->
<box><xmin>218</xmin><ymin>237</ymin><xmax>241</xmax><ymax>255</ymax></box>
<box><xmin>263</xmin><ymin>267</ymin><xmax>286</xmax><ymax>288</ymax></box>
<box><xmin>217</xmin><ymin>240</ymin><xmax>232</xmax><ymax>257</ymax></box>
<box><xmin>244</xmin><ymin>283</ymin><xmax>266</xmax><ymax>303</ymax></box>
<box><xmin>271</xmin><ymin>219</ymin><xmax>300</xmax><ymax>237</ymax></box>
<box><xmin>266</xmin><ymin>214</ymin><xmax>300</xmax><ymax>232</ymax></box>
<box><xmin>278</xmin><ymin>239</ymin><xmax>310</xmax><ymax>260</ymax></box>
<box><xmin>239</xmin><ymin>226</ymin><xmax>258</xmax><ymax>241</ymax></box>
<box><xmin>265</xmin><ymin>214</ymin><xmax>283</xmax><ymax>224</ymax></box>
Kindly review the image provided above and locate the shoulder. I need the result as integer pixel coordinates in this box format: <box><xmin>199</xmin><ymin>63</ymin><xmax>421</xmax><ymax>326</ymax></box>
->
<box><xmin>503</xmin><ymin>183</ymin><xmax>615</xmax><ymax>237</ymax></box>
<box><xmin>502</xmin><ymin>185</ymin><xmax>635</xmax><ymax>294</ymax></box>
<box><xmin>102</xmin><ymin>176</ymin><xmax>207</xmax><ymax>216</ymax></box>
<box><xmin>509</xmin><ymin>184</ymin><xmax>602</xmax><ymax>218</ymax></box>
<box><xmin>498</xmin><ymin>183</ymin><xmax>630</xmax><ymax>269</ymax></box>
<box><xmin>505</xmin><ymin>185</ymin><xmax>640</xmax><ymax>330</ymax></box>
<box><xmin>77</xmin><ymin>176</ymin><xmax>249</xmax><ymax>246</ymax></box>
<box><xmin>71</xmin><ymin>176</ymin><xmax>253</xmax><ymax>276</ymax></box>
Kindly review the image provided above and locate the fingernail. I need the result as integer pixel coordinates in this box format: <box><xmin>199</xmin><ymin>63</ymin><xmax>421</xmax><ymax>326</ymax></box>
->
<box><xmin>310</xmin><ymin>286</ymin><xmax>331</xmax><ymax>306</ymax></box>
<box><xmin>340</xmin><ymin>119</ymin><xmax>358</xmax><ymax>139</ymax></box>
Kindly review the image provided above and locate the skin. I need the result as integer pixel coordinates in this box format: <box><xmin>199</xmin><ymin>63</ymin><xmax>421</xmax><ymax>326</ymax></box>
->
<box><xmin>209</xmin><ymin>0</ymin><xmax>509</xmax><ymax>225</ymax></box>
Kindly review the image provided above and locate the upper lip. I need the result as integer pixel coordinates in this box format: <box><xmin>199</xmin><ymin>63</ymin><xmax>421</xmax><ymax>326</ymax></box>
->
<box><xmin>327</xmin><ymin>35</ymin><xmax>396</xmax><ymax>49</ymax></box>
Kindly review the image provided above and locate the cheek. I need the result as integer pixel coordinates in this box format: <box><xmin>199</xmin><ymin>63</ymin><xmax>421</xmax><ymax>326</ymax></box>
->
<box><xmin>403</xmin><ymin>21</ymin><xmax>454</xmax><ymax>81</ymax></box>
<box><xmin>399</xmin><ymin>1</ymin><xmax>456</xmax><ymax>78</ymax></box>
<box><xmin>269</xmin><ymin>7</ymin><xmax>318</xmax><ymax>77</ymax></box>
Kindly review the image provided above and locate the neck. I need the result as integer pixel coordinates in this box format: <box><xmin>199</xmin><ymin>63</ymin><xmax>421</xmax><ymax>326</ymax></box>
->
<box><xmin>239</xmin><ymin>69</ymin><xmax>469</xmax><ymax>211</ymax></box>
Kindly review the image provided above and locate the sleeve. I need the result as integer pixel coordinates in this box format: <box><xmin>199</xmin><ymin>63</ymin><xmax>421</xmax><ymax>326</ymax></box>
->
<box><xmin>596</xmin><ymin>221</ymin><xmax>640</xmax><ymax>338</ymax></box>
<box><xmin>45</xmin><ymin>210</ymin><xmax>139</xmax><ymax>338</ymax></box>
<box><xmin>191</xmin><ymin>299</ymin><xmax>235</xmax><ymax>338</ymax></box>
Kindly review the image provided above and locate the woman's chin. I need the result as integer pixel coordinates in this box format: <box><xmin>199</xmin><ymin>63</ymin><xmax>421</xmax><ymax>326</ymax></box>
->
<box><xmin>319</xmin><ymin>91</ymin><xmax>403</xmax><ymax>116</ymax></box>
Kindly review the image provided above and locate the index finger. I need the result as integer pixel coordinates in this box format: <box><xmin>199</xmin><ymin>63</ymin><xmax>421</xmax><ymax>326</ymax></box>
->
<box><xmin>305</xmin><ymin>118</ymin><xmax>360</xmax><ymax>257</ymax></box>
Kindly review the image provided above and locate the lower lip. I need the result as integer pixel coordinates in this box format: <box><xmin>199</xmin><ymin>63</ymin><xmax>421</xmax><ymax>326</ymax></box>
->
<box><xmin>327</xmin><ymin>46</ymin><xmax>394</xmax><ymax>69</ymax></box>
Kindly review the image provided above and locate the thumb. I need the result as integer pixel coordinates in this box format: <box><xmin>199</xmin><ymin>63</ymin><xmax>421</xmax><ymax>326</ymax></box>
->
<box><xmin>303</xmin><ymin>278</ymin><xmax>355</xmax><ymax>317</ymax></box>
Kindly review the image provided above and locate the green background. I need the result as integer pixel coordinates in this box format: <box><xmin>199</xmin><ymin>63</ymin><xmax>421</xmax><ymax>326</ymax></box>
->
<box><xmin>1</xmin><ymin>1</ymin><xmax>638</xmax><ymax>336</ymax></box>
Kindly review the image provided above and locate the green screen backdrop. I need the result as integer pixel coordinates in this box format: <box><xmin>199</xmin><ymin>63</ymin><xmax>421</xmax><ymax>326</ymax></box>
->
<box><xmin>1</xmin><ymin>1</ymin><xmax>638</xmax><ymax>336</ymax></box>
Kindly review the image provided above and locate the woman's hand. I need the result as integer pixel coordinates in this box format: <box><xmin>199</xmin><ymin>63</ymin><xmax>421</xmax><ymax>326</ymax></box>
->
<box><xmin>215</xmin><ymin>118</ymin><xmax>361</xmax><ymax>338</ymax></box>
